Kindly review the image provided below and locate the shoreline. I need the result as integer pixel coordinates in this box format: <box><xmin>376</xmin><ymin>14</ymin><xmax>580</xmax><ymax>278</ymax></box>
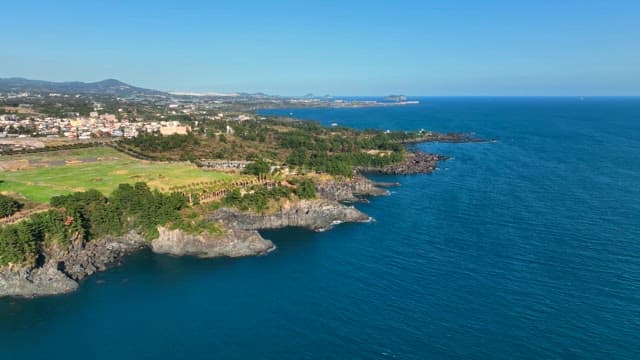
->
<box><xmin>0</xmin><ymin>133</ymin><xmax>483</xmax><ymax>299</ymax></box>
<box><xmin>0</xmin><ymin>178</ymin><xmax>386</xmax><ymax>299</ymax></box>
<box><xmin>250</xmin><ymin>100</ymin><xmax>420</xmax><ymax>111</ymax></box>
<box><xmin>357</xmin><ymin>151</ymin><xmax>448</xmax><ymax>175</ymax></box>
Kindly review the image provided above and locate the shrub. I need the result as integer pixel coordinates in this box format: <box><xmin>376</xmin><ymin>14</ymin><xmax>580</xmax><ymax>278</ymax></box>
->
<box><xmin>0</xmin><ymin>195</ymin><xmax>21</xmax><ymax>218</ymax></box>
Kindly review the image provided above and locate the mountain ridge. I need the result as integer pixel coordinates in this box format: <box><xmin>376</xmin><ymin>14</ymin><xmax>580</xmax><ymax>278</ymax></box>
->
<box><xmin>0</xmin><ymin>77</ymin><xmax>166</xmax><ymax>96</ymax></box>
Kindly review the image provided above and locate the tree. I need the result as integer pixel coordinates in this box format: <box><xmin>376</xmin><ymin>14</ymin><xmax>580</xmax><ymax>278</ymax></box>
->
<box><xmin>292</xmin><ymin>178</ymin><xmax>316</xmax><ymax>199</ymax></box>
<box><xmin>0</xmin><ymin>195</ymin><xmax>22</xmax><ymax>218</ymax></box>
<box><xmin>242</xmin><ymin>159</ymin><xmax>271</xmax><ymax>177</ymax></box>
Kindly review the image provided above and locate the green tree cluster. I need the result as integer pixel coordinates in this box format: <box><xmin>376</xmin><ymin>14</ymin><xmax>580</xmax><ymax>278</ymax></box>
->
<box><xmin>0</xmin><ymin>210</ymin><xmax>66</xmax><ymax>266</ymax></box>
<box><xmin>286</xmin><ymin>150</ymin><xmax>403</xmax><ymax>177</ymax></box>
<box><xmin>122</xmin><ymin>117</ymin><xmax>410</xmax><ymax>175</ymax></box>
<box><xmin>0</xmin><ymin>195</ymin><xmax>22</xmax><ymax>218</ymax></box>
<box><xmin>276</xmin><ymin>121</ymin><xmax>407</xmax><ymax>176</ymax></box>
<box><xmin>0</xmin><ymin>183</ymin><xmax>188</xmax><ymax>267</ymax></box>
<box><xmin>222</xmin><ymin>185</ymin><xmax>292</xmax><ymax>213</ymax></box>
<box><xmin>289</xmin><ymin>178</ymin><xmax>316</xmax><ymax>199</ymax></box>
<box><xmin>242</xmin><ymin>159</ymin><xmax>271</xmax><ymax>176</ymax></box>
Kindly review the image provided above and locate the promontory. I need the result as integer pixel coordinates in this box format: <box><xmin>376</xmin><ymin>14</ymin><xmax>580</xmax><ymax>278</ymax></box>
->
<box><xmin>0</xmin><ymin>109</ymin><xmax>480</xmax><ymax>297</ymax></box>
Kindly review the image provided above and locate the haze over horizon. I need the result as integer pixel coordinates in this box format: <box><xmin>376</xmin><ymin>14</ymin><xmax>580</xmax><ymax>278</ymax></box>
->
<box><xmin>2</xmin><ymin>0</ymin><xmax>639</xmax><ymax>96</ymax></box>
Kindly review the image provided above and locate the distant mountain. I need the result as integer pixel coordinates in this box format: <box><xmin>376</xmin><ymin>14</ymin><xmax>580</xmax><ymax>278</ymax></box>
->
<box><xmin>0</xmin><ymin>77</ymin><xmax>166</xmax><ymax>96</ymax></box>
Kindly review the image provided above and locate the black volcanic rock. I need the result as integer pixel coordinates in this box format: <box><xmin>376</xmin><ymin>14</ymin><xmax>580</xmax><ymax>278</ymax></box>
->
<box><xmin>316</xmin><ymin>175</ymin><xmax>390</xmax><ymax>202</ymax></box>
<box><xmin>357</xmin><ymin>151</ymin><xmax>448</xmax><ymax>175</ymax></box>
<box><xmin>0</xmin><ymin>199</ymin><xmax>372</xmax><ymax>298</ymax></box>
<box><xmin>209</xmin><ymin>199</ymin><xmax>371</xmax><ymax>232</ymax></box>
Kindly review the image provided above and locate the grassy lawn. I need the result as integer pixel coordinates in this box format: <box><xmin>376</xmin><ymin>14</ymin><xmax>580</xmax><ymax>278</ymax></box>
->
<box><xmin>0</xmin><ymin>147</ymin><xmax>235</xmax><ymax>203</ymax></box>
<box><xmin>0</xmin><ymin>146</ymin><xmax>120</xmax><ymax>163</ymax></box>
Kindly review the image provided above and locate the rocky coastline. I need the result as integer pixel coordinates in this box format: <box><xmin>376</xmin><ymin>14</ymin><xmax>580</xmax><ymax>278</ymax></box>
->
<box><xmin>315</xmin><ymin>175</ymin><xmax>395</xmax><ymax>203</ymax></box>
<box><xmin>357</xmin><ymin>151</ymin><xmax>448</xmax><ymax>175</ymax></box>
<box><xmin>151</xmin><ymin>227</ymin><xmax>274</xmax><ymax>258</ymax></box>
<box><xmin>374</xmin><ymin>132</ymin><xmax>488</xmax><ymax>175</ymax></box>
<box><xmin>0</xmin><ymin>197</ymin><xmax>375</xmax><ymax>298</ymax></box>
<box><xmin>399</xmin><ymin>132</ymin><xmax>487</xmax><ymax>144</ymax></box>
<box><xmin>209</xmin><ymin>199</ymin><xmax>371</xmax><ymax>232</ymax></box>
<box><xmin>0</xmin><ymin>232</ymin><xmax>147</xmax><ymax>297</ymax></box>
<box><xmin>0</xmin><ymin>152</ymin><xmax>452</xmax><ymax>298</ymax></box>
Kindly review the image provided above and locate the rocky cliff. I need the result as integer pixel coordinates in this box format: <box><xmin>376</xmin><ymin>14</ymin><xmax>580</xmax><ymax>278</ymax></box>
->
<box><xmin>209</xmin><ymin>199</ymin><xmax>371</xmax><ymax>232</ymax></box>
<box><xmin>0</xmin><ymin>264</ymin><xmax>78</xmax><ymax>298</ymax></box>
<box><xmin>54</xmin><ymin>231</ymin><xmax>148</xmax><ymax>281</ymax></box>
<box><xmin>357</xmin><ymin>151</ymin><xmax>447</xmax><ymax>175</ymax></box>
<box><xmin>152</xmin><ymin>227</ymin><xmax>274</xmax><ymax>258</ymax></box>
<box><xmin>0</xmin><ymin>226</ymin><xmax>277</xmax><ymax>298</ymax></box>
<box><xmin>316</xmin><ymin>175</ymin><xmax>393</xmax><ymax>202</ymax></box>
<box><xmin>0</xmin><ymin>231</ymin><xmax>148</xmax><ymax>298</ymax></box>
<box><xmin>1</xmin><ymin>198</ymin><xmax>371</xmax><ymax>298</ymax></box>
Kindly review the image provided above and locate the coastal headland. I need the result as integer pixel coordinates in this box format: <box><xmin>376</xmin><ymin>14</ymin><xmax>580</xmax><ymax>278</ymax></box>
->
<box><xmin>0</xmin><ymin>107</ymin><xmax>484</xmax><ymax>298</ymax></box>
<box><xmin>0</xmin><ymin>179</ymin><xmax>384</xmax><ymax>297</ymax></box>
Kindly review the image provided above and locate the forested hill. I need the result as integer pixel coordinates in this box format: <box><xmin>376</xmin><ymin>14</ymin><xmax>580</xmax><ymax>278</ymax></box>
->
<box><xmin>0</xmin><ymin>78</ymin><xmax>166</xmax><ymax>96</ymax></box>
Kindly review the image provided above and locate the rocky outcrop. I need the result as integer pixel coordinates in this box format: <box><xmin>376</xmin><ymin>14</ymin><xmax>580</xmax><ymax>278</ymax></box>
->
<box><xmin>358</xmin><ymin>151</ymin><xmax>448</xmax><ymax>175</ymax></box>
<box><xmin>0</xmin><ymin>264</ymin><xmax>78</xmax><ymax>298</ymax></box>
<box><xmin>152</xmin><ymin>226</ymin><xmax>274</xmax><ymax>258</ymax></box>
<box><xmin>0</xmin><ymin>225</ymin><xmax>278</xmax><ymax>298</ymax></box>
<box><xmin>210</xmin><ymin>199</ymin><xmax>371</xmax><ymax>232</ymax></box>
<box><xmin>1</xmin><ymin>198</ymin><xmax>373</xmax><ymax>298</ymax></box>
<box><xmin>0</xmin><ymin>231</ymin><xmax>148</xmax><ymax>298</ymax></box>
<box><xmin>398</xmin><ymin>132</ymin><xmax>486</xmax><ymax>144</ymax></box>
<box><xmin>316</xmin><ymin>175</ymin><xmax>394</xmax><ymax>202</ymax></box>
<box><xmin>54</xmin><ymin>231</ymin><xmax>148</xmax><ymax>281</ymax></box>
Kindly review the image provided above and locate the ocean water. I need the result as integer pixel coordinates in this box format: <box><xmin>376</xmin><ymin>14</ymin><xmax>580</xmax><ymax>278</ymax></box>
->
<box><xmin>2</xmin><ymin>98</ymin><xmax>640</xmax><ymax>359</ymax></box>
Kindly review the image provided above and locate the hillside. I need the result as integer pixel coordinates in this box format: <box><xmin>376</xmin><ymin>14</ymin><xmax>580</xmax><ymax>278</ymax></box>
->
<box><xmin>0</xmin><ymin>77</ymin><xmax>166</xmax><ymax>96</ymax></box>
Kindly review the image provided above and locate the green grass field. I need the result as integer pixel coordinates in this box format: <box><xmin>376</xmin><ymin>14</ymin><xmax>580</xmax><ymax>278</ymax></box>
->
<box><xmin>0</xmin><ymin>147</ymin><xmax>235</xmax><ymax>203</ymax></box>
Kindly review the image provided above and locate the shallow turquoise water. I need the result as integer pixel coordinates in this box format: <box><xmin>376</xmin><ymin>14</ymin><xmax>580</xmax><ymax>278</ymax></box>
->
<box><xmin>2</xmin><ymin>98</ymin><xmax>639</xmax><ymax>359</ymax></box>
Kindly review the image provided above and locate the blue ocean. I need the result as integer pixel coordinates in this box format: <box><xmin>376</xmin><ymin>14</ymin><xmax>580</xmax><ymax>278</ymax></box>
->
<box><xmin>1</xmin><ymin>98</ymin><xmax>639</xmax><ymax>359</ymax></box>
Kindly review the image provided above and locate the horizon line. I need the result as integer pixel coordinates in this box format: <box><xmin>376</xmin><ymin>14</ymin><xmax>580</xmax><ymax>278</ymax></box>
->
<box><xmin>1</xmin><ymin>76</ymin><xmax>639</xmax><ymax>98</ymax></box>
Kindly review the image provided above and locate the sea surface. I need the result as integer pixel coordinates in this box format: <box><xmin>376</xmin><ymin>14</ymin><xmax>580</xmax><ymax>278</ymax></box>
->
<box><xmin>2</xmin><ymin>97</ymin><xmax>640</xmax><ymax>359</ymax></box>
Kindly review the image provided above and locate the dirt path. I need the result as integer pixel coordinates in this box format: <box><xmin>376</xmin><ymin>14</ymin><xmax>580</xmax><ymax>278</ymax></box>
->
<box><xmin>0</xmin><ymin>206</ymin><xmax>51</xmax><ymax>225</ymax></box>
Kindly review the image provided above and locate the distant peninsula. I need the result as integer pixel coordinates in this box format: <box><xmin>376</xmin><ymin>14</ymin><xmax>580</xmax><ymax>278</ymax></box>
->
<box><xmin>0</xmin><ymin>77</ymin><xmax>419</xmax><ymax>111</ymax></box>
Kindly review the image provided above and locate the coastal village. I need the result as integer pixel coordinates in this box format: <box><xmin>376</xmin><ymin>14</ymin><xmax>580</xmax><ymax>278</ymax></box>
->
<box><xmin>0</xmin><ymin>112</ymin><xmax>192</xmax><ymax>140</ymax></box>
<box><xmin>0</xmin><ymin>82</ymin><xmax>418</xmax><ymax>153</ymax></box>
<box><xmin>0</xmin><ymin>92</ymin><xmax>250</xmax><ymax>152</ymax></box>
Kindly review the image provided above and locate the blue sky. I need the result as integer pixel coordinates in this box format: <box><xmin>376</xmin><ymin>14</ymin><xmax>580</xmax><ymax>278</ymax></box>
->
<box><xmin>2</xmin><ymin>0</ymin><xmax>639</xmax><ymax>95</ymax></box>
